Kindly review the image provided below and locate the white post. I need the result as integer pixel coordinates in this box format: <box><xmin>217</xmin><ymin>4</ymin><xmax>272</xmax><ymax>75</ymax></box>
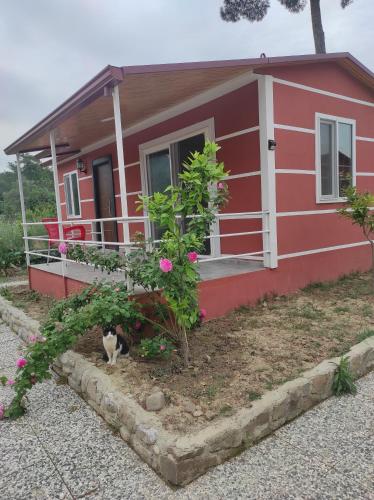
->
<box><xmin>50</xmin><ymin>130</ymin><xmax>65</xmax><ymax>272</ymax></box>
<box><xmin>258</xmin><ymin>75</ymin><xmax>278</xmax><ymax>269</ymax></box>
<box><xmin>112</xmin><ymin>84</ymin><xmax>130</xmax><ymax>249</ymax></box>
<box><xmin>16</xmin><ymin>154</ymin><xmax>30</xmax><ymax>266</ymax></box>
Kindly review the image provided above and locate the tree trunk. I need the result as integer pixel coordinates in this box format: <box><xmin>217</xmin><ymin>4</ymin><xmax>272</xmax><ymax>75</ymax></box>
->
<box><xmin>310</xmin><ymin>0</ymin><xmax>326</xmax><ymax>54</ymax></box>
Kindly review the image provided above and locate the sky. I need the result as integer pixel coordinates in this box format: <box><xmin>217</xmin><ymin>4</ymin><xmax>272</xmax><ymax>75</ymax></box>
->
<box><xmin>0</xmin><ymin>0</ymin><xmax>373</xmax><ymax>171</ymax></box>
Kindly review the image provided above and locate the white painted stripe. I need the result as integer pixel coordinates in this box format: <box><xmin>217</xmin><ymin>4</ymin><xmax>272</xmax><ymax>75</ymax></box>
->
<box><xmin>79</xmin><ymin>175</ymin><xmax>92</xmax><ymax>181</ymax></box>
<box><xmin>58</xmin><ymin>182</ymin><xmax>64</xmax><ymax>187</ymax></box>
<box><xmin>61</xmin><ymin>202</ymin><xmax>66</xmax><ymax>206</ymax></box>
<box><xmin>277</xmin><ymin>209</ymin><xmax>337</xmax><ymax>217</ymax></box>
<box><xmin>273</xmin><ymin>77</ymin><xmax>374</xmax><ymax>108</ymax></box>
<box><xmin>115</xmin><ymin>191</ymin><xmax>142</xmax><ymax>198</ymax></box>
<box><xmin>279</xmin><ymin>240</ymin><xmax>369</xmax><ymax>260</ymax></box>
<box><xmin>276</xmin><ymin>169</ymin><xmax>315</xmax><ymax>175</ymax></box>
<box><xmin>226</xmin><ymin>171</ymin><xmax>261</xmax><ymax>180</ymax></box>
<box><xmin>275</xmin><ymin>123</ymin><xmax>315</xmax><ymax>134</ymax></box>
<box><xmin>125</xmin><ymin>161</ymin><xmax>140</xmax><ymax>168</ymax></box>
<box><xmin>356</xmin><ymin>172</ymin><xmax>374</xmax><ymax>177</ymax></box>
<box><xmin>216</xmin><ymin>126</ymin><xmax>259</xmax><ymax>142</ymax></box>
<box><xmin>80</xmin><ymin>198</ymin><xmax>94</xmax><ymax>203</ymax></box>
<box><xmin>357</xmin><ymin>136</ymin><xmax>374</xmax><ymax>143</ymax></box>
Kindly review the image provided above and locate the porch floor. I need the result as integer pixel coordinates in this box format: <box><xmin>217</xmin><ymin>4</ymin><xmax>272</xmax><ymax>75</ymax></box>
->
<box><xmin>30</xmin><ymin>258</ymin><xmax>263</xmax><ymax>288</ymax></box>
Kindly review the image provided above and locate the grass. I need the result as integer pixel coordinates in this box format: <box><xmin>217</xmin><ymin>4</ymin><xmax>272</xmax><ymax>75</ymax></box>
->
<box><xmin>248</xmin><ymin>391</ymin><xmax>261</xmax><ymax>401</ymax></box>
<box><xmin>356</xmin><ymin>329</ymin><xmax>374</xmax><ymax>343</ymax></box>
<box><xmin>332</xmin><ymin>356</ymin><xmax>357</xmax><ymax>396</ymax></box>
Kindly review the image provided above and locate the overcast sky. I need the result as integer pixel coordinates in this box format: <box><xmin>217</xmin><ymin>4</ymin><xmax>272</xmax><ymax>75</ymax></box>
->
<box><xmin>0</xmin><ymin>0</ymin><xmax>373</xmax><ymax>171</ymax></box>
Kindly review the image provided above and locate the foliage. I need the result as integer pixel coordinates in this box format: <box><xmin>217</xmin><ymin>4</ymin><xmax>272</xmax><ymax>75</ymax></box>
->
<box><xmin>137</xmin><ymin>141</ymin><xmax>228</xmax><ymax>365</ymax></box>
<box><xmin>356</xmin><ymin>329</ymin><xmax>374</xmax><ymax>343</ymax></box>
<box><xmin>67</xmin><ymin>142</ymin><xmax>228</xmax><ymax>366</ymax></box>
<box><xmin>1</xmin><ymin>281</ymin><xmax>143</xmax><ymax>419</ymax></box>
<box><xmin>339</xmin><ymin>186</ymin><xmax>374</xmax><ymax>283</ymax></box>
<box><xmin>220</xmin><ymin>0</ymin><xmax>354</xmax><ymax>54</ymax></box>
<box><xmin>0</xmin><ymin>154</ymin><xmax>55</xmax><ymax>218</ymax></box>
<box><xmin>0</xmin><ymin>218</ymin><xmax>24</xmax><ymax>275</ymax></box>
<box><xmin>332</xmin><ymin>356</ymin><xmax>357</xmax><ymax>396</ymax></box>
<box><xmin>138</xmin><ymin>335</ymin><xmax>175</xmax><ymax>359</ymax></box>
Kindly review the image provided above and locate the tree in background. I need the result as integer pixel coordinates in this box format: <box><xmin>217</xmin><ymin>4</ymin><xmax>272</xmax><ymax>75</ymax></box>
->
<box><xmin>0</xmin><ymin>154</ymin><xmax>55</xmax><ymax>218</ymax></box>
<box><xmin>220</xmin><ymin>0</ymin><xmax>354</xmax><ymax>54</ymax></box>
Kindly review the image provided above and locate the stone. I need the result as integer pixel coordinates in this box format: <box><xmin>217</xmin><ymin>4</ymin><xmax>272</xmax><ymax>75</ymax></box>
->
<box><xmin>193</xmin><ymin>409</ymin><xmax>203</xmax><ymax>417</ymax></box>
<box><xmin>145</xmin><ymin>391</ymin><xmax>165</xmax><ymax>411</ymax></box>
<box><xmin>136</xmin><ymin>424</ymin><xmax>158</xmax><ymax>445</ymax></box>
<box><xmin>182</xmin><ymin>400</ymin><xmax>196</xmax><ymax>414</ymax></box>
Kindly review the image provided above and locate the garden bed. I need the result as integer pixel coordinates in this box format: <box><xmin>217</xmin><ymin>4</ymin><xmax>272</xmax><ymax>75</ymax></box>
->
<box><xmin>4</xmin><ymin>273</ymin><xmax>374</xmax><ymax>433</ymax></box>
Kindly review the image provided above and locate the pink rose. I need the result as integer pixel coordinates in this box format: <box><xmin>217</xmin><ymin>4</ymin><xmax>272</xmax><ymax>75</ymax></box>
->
<box><xmin>115</xmin><ymin>288</ymin><xmax>120</xmax><ymax>292</ymax></box>
<box><xmin>29</xmin><ymin>335</ymin><xmax>37</xmax><ymax>343</ymax></box>
<box><xmin>159</xmin><ymin>258</ymin><xmax>173</xmax><ymax>273</ymax></box>
<box><xmin>187</xmin><ymin>251</ymin><xmax>198</xmax><ymax>264</ymax></box>
<box><xmin>58</xmin><ymin>242</ymin><xmax>68</xmax><ymax>255</ymax></box>
<box><xmin>134</xmin><ymin>320</ymin><xmax>142</xmax><ymax>331</ymax></box>
<box><xmin>0</xmin><ymin>403</ymin><xmax>4</xmax><ymax>420</ymax></box>
<box><xmin>159</xmin><ymin>345</ymin><xmax>166</xmax><ymax>351</ymax></box>
<box><xmin>217</xmin><ymin>182</ymin><xmax>225</xmax><ymax>190</ymax></box>
<box><xmin>16</xmin><ymin>357</ymin><xmax>27</xmax><ymax>368</ymax></box>
<box><xmin>6</xmin><ymin>379</ymin><xmax>15</xmax><ymax>386</ymax></box>
<box><xmin>199</xmin><ymin>308</ymin><xmax>207</xmax><ymax>320</ymax></box>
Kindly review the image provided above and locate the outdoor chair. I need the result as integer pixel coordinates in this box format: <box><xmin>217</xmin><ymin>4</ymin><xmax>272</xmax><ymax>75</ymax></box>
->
<box><xmin>42</xmin><ymin>217</ymin><xmax>86</xmax><ymax>263</ymax></box>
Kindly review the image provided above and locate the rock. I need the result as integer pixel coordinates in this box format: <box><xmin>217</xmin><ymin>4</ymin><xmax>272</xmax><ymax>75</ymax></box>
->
<box><xmin>145</xmin><ymin>391</ymin><xmax>166</xmax><ymax>411</ymax></box>
<box><xmin>183</xmin><ymin>400</ymin><xmax>196</xmax><ymax>414</ymax></box>
<box><xmin>204</xmin><ymin>354</ymin><xmax>211</xmax><ymax>363</ymax></box>
<box><xmin>193</xmin><ymin>409</ymin><xmax>203</xmax><ymax>417</ymax></box>
<box><xmin>136</xmin><ymin>424</ymin><xmax>158</xmax><ymax>445</ymax></box>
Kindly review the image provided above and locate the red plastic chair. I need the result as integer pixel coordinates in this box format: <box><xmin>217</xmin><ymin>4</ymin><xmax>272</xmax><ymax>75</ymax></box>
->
<box><xmin>42</xmin><ymin>217</ymin><xmax>86</xmax><ymax>263</ymax></box>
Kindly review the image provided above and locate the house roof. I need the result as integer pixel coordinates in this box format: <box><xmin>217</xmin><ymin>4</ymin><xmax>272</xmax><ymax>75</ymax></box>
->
<box><xmin>4</xmin><ymin>52</ymin><xmax>374</xmax><ymax>157</ymax></box>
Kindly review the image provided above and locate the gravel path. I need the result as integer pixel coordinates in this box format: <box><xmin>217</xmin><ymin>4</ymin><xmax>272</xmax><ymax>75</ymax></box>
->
<box><xmin>0</xmin><ymin>320</ymin><xmax>373</xmax><ymax>499</ymax></box>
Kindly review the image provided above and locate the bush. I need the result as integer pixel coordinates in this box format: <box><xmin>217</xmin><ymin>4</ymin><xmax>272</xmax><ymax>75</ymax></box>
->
<box><xmin>0</xmin><ymin>218</ymin><xmax>24</xmax><ymax>275</ymax></box>
<box><xmin>139</xmin><ymin>335</ymin><xmax>175</xmax><ymax>359</ymax></box>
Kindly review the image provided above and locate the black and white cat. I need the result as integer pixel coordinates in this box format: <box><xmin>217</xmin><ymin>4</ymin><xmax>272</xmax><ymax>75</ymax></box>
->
<box><xmin>102</xmin><ymin>326</ymin><xmax>129</xmax><ymax>365</ymax></box>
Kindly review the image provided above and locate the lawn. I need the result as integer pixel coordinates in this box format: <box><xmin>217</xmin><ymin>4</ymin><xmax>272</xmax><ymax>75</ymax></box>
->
<box><xmin>2</xmin><ymin>271</ymin><xmax>374</xmax><ymax>432</ymax></box>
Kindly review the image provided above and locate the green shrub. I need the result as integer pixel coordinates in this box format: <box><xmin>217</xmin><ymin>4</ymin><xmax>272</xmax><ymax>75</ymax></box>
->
<box><xmin>139</xmin><ymin>336</ymin><xmax>175</xmax><ymax>359</ymax></box>
<box><xmin>332</xmin><ymin>356</ymin><xmax>357</xmax><ymax>396</ymax></box>
<box><xmin>0</xmin><ymin>218</ymin><xmax>24</xmax><ymax>275</ymax></box>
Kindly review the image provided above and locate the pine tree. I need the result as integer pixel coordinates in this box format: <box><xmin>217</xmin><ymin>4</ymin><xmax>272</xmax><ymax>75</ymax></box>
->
<box><xmin>220</xmin><ymin>0</ymin><xmax>354</xmax><ymax>54</ymax></box>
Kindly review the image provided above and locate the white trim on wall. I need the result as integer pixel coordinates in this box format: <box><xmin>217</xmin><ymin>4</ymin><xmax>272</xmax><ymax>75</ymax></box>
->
<box><xmin>226</xmin><ymin>171</ymin><xmax>261</xmax><ymax>180</ymax></box>
<box><xmin>273</xmin><ymin>77</ymin><xmax>374</xmax><ymax>108</ymax></box>
<box><xmin>356</xmin><ymin>172</ymin><xmax>374</xmax><ymax>177</ymax></box>
<box><xmin>357</xmin><ymin>136</ymin><xmax>374</xmax><ymax>143</ymax></box>
<box><xmin>216</xmin><ymin>126</ymin><xmax>259</xmax><ymax>142</ymax></box>
<box><xmin>276</xmin><ymin>169</ymin><xmax>315</xmax><ymax>175</ymax></box>
<box><xmin>277</xmin><ymin>209</ymin><xmax>338</xmax><ymax>217</ymax></box>
<box><xmin>80</xmin><ymin>198</ymin><xmax>94</xmax><ymax>203</ymax></box>
<box><xmin>278</xmin><ymin>240</ymin><xmax>369</xmax><ymax>260</ymax></box>
<box><xmin>274</xmin><ymin>124</ymin><xmax>315</xmax><ymax>135</ymax></box>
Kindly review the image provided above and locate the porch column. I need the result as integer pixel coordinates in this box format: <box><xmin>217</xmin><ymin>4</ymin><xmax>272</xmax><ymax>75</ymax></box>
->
<box><xmin>258</xmin><ymin>74</ymin><xmax>278</xmax><ymax>269</ymax></box>
<box><xmin>16</xmin><ymin>154</ymin><xmax>30</xmax><ymax>266</ymax></box>
<box><xmin>112</xmin><ymin>84</ymin><xmax>130</xmax><ymax>248</ymax></box>
<box><xmin>50</xmin><ymin>130</ymin><xmax>64</xmax><ymax>245</ymax></box>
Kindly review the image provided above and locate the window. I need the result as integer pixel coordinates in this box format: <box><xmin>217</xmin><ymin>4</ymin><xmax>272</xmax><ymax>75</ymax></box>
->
<box><xmin>317</xmin><ymin>114</ymin><xmax>355</xmax><ymax>202</ymax></box>
<box><xmin>64</xmin><ymin>172</ymin><xmax>81</xmax><ymax>217</ymax></box>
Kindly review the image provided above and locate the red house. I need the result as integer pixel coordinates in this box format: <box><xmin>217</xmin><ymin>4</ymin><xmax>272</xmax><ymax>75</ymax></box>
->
<box><xmin>5</xmin><ymin>53</ymin><xmax>374</xmax><ymax>319</ymax></box>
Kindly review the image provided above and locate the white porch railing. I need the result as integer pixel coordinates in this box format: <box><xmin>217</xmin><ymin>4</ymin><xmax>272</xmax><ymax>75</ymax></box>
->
<box><xmin>22</xmin><ymin>211</ymin><xmax>273</xmax><ymax>273</ymax></box>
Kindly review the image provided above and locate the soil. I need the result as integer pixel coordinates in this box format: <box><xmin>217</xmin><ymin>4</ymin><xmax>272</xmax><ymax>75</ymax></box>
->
<box><xmin>4</xmin><ymin>273</ymin><xmax>374</xmax><ymax>432</ymax></box>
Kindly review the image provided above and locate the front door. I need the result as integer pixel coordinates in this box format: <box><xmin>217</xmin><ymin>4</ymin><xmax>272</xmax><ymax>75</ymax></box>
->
<box><xmin>92</xmin><ymin>156</ymin><xmax>118</xmax><ymax>249</ymax></box>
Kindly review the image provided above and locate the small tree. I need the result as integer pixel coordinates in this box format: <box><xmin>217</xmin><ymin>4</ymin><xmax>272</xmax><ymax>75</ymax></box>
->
<box><xmin>339</xmin><ymin>186</ymin><xmax>374</xmax><ymax>283</ymax></box>
<box><xmin>138</xmin><ymin>141</ymin><xmax>228</xmax><ymax>365</ymax></box>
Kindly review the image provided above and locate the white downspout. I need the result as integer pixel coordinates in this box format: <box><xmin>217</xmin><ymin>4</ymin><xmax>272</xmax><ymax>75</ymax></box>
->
<box><xmin>50</xmin><ymin>130</ymin><xmax>65</xmax><ymax>272</ymax></box>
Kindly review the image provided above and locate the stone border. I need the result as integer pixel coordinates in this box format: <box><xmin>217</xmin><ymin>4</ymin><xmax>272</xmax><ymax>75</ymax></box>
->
<box><xmin>1</xmin><ymin>293</ymin><xmax>374</xmax><ymax>486</ymax></box>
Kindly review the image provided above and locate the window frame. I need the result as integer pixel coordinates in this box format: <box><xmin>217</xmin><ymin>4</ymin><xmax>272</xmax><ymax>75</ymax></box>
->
<box><xmin>139</xmin><ymin>118</ymin><xmax>220</xmax><ymax>256</ymax></box>
<box><xmin>63</xmin><ymin>171</ymin><xmax>81</xmax><ymax>218</ymax></box>
<box><xmin>315</xmin><ymin>113</ymin><xmax>356</xmax><ymax>204</ymax></box>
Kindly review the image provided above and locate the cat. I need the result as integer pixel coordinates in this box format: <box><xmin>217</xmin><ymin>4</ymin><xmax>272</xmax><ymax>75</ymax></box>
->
<box><xmin>102</xmin><ymin>326</ymin><xmax>129</xmax><ymax>365</ymax></box>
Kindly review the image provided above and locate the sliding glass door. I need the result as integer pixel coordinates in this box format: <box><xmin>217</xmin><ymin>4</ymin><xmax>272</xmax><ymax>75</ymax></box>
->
<box><xmin>146</xmin><ymin>133</ymin><xmax>210</xmax><ymax>254</ymax></box>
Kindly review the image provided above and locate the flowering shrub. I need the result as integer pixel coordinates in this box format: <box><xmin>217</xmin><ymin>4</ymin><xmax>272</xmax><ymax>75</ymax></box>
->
<box><xmin>139</xmin><ymin>335</ymin><xmax>175</xmax><ymax>359</ymax></box>
<box><xmin>0</xmin><ymin>281</ymin><xmax>143</xmax><ymax>419</ymax></box>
